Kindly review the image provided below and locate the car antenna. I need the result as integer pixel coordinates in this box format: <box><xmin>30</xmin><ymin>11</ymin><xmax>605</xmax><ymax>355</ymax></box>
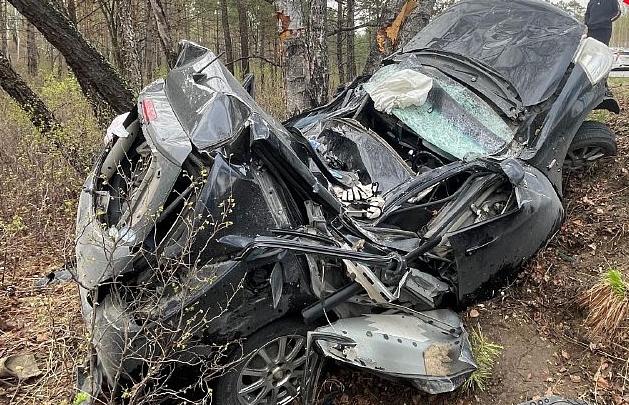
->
<box><xmin>193</xmin><ymin>51</ymin><xmax>225</xmax><ymax>83</ymax></box>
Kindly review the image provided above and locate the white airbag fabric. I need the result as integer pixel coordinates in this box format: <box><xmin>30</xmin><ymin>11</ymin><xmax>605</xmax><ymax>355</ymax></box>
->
<box><xmin>365</xmin><ymin>69</ymin><xmax>433</xmax><ymax>114</ymax></box>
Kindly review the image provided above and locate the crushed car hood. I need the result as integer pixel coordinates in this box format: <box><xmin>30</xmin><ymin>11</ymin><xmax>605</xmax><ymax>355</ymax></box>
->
<box><xmin>403</xmin><ymin>0</ymin><xmax>584</xmax><ymax>107</ymax></box>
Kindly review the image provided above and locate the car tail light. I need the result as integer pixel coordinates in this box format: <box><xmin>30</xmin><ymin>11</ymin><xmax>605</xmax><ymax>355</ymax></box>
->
<box><xmin>142</xmin><ymin>99</ymin><xmax>157</xmax><ymax>123</ymax></box>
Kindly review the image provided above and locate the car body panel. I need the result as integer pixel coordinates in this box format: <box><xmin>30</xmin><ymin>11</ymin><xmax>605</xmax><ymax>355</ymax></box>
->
<box><xmin>404</xmin><ymin>0</ymin><xmax>583</xmax><ymax>107</ymax></box>
<box><xmin>311</xmin><ymin>311</ymin><xmax>476</xmax><ymax>394</ymax></box>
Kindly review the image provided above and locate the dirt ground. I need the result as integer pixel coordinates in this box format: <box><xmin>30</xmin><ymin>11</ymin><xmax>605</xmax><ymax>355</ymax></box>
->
<box><xmin>0</xmin><ymin>82</ymin><xmax>628</xmax><ymax>405</ymax></box>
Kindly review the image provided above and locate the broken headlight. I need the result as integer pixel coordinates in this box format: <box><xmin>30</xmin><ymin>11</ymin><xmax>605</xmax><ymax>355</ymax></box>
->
<box><xmin>574</xmin><ymin>37</ymin><xmax>615</xmax><ymax>85</ymax></box>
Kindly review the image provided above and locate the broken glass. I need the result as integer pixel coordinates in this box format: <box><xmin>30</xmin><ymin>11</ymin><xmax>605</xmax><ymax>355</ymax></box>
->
<box><xmin>365</xmin><ymin>63</ymin><xmax>515</xmax><ymax>160</ymax></box>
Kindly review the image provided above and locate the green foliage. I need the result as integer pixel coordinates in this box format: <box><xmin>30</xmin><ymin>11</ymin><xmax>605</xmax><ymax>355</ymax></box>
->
<box><xmin>0</xmin><ymin>215</ymin><xmax>27</xmax><ymax>235</ymax></box>
<box><xmin>605</xmin><ymin>269</ymin><xmax>627</xmax><ymax>298</ymax></box>
<box><xmin>463</xmin><ymin>325</ymin><xmax>503</xmax><ymax>392</ymax></box>
<box><xmin>611</xmin><ymin>7</ymin><xmax>629</xmax><ymax>48</ymax></box>
<box><xmin>0</xmin><ymin>71</ymin><xmax>100</xmax><ymax>259</ymax></box>
<box><xmin>249</xmin><ymin>61</ymin><xmax>289</xmax><ymax>120</ymax></box>
<box><xmin>38</xmin><ymin>74</ymin><xmax>102</xmax><ymax>167</ymax></box>
<box><xmin>153</xmin><ymin>65</ymin><xmax>169</xmax><ymax>80</ymax></box>
<box><xmin>587</xmin><ymin>109</ymin><xmax>610</xmax><ymax>122</ymax></box>
<box><xmin>73</xmin><ymin>392</ymin><xmax>89</xmax><ymax>405</ymax></box>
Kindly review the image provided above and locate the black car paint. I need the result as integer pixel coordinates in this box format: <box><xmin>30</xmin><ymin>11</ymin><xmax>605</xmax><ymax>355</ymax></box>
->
<box><xmin>403</xmin><ymin>0</ymin><xmax>583</xmax><ymax>108</ymax></box>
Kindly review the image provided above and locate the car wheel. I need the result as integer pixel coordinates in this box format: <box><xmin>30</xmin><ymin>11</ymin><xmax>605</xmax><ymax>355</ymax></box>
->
<box><xmin>213</xmin><ymin>318</ymin><xmax>309</xmax><ymax>405</ymax></box>
<box><xmin>564</xmin><ymin>121</ymin><xmax>617</xmax><ymax>172</ymax></box>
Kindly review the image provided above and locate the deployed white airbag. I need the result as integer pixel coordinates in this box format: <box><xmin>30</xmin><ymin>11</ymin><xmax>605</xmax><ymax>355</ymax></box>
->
<box><xmin>365</xmin><ymin>69</ymin><xmax>433</xmax><ymax>114</ymax></box>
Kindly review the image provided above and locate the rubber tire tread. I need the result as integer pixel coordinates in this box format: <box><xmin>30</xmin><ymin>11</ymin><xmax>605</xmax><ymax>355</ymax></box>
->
<box><xmin>568</xmin><ymin>121</ymin><xmax>617</xmax><ymax>159</ymax></box>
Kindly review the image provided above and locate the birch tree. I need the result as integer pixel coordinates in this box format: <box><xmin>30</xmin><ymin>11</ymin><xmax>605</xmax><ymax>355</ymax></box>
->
<box><xmin>363</xmin><ymin>0</ymin><xmax>437</xmax><ymax>75</ymax></box>
<box><xmin>273</xmin><ymin>0</ymin><xmax>310</xmax><ymax>115</ymax></box>
<box><xmin>117</xmin><ymin>0</ymin><xmax>142</xmax><ymax>92</ymax></box>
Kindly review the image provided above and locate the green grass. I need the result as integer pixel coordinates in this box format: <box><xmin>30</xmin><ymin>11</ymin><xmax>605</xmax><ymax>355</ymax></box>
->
<box><xmin>463</xmin><ymin>325</ymin><xmax>503</xmax><ymax>392</ymax></box>
<box><xmin>608</xmin><ymin>77</ymin><xmax>629</xmax><ymax>86</ymax></box>
<box><xmin>587</xmin><ymin>109</ymin><xmax>610</xmax><ymax>122</ymax></box>
<box><xmin>605</xmin><ymin>269</ymin><xmax>627</xmax><ymax>299</ymax></box>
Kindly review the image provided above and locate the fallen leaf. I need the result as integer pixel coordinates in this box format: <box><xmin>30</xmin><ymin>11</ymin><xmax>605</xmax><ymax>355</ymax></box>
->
<box><xmin>469</xmin><ymin>309</ymin><xmax>480</xmax><ymax>318</ymax></box>
<box><xmin>569</xmin><ymin>375</ymin><xmax>581</xmax><ymax>383</ymax></box>
<box><xmin>561</xmin><ymin>350</ymin><xmax>570</xmax><ymax>360</ymax></box>
<box><xmin>597</xmin><ymin>377</ymin><xmax>610</xmax><ymax>390</ymax></box>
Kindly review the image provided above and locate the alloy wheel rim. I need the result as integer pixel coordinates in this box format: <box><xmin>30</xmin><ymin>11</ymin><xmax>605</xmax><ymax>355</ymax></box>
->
<box><xmin>236</xmin><ymin>334</ymin><xmax>307</xmax><ymax>405</ymax></box>
<box><xmin>564</xmin><ymin>146</ymin><xmax>606</xmax><ymax>171</ymax></box>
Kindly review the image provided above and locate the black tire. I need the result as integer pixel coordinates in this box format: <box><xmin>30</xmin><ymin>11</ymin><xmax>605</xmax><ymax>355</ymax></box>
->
<box><xmin>213</xmin><ymin>318</ymin><xmax>310</xmax><ymax>405</ymax></box>
<box><xmin>564</xmin><ymin>121</ymin><xmax>617</xmax><ymax>172</ymax></box>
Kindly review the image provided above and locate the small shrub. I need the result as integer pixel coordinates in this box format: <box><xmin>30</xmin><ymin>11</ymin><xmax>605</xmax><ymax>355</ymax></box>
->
<box><xmin>463</xmin><ymin>325</ymin><xmax>503</xmax><ymax>392</ymax></box>
<box><xmin>577</xmin><ymin>269</ymin><xmax>629</xmax><ymax>340</ymax></box>
<box><xmin>72</xmin><ymin>392</ymin><xmax>89</xmax><ymax>405</ymax></box>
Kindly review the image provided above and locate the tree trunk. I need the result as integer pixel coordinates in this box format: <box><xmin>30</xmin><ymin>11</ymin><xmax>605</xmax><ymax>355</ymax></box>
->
<box><xmin>117</xmin><ymin>0</ymin><xmax>142</xmax><ymax>92</ymax></box>
<box><xmin>259</xmin><ymin>10</ymin><xmax>266</xmax><ymax>85</ymax></box>
<box><xmin>235</xmin><ymin>0</ymin><xmax>250</xmax><ymax>76</ymax></box>
<box><xmin>8</xmin><ymin>0</ymin><xmax>134</xmax><ymax>114</ymax></box>
<box><xmin>308</xmin><ymin>0</ymin><xmax>328</xmax><ymax>107</ymax></box>
<box><xmin>0</xmin><ymin>0</ymin><xmax>7</xmax><ymax>56</ymax></box>
<box><xmin>397</xmin><ymin>0</ymin><xmax>436</xmax><ymax>46</ymax></box>
<box><xmin>26</xmin><ymin>22</ymin><xmax>37</xmax><ymax>75</ymax></box>
<box><xmin>346</xmin><ymin>0</ymin><xmax>356</xmax><ymax>79</ymax></box>
<box><xmin>67</xmin><ymin>0</ymin><xmax>77</xmax><ymax>24</ymax></box>
<box><xmin>220</xmin><ymin>0</ymin><xmax>234</xmax><ymax>74</ymax></box>
<box><xmin>274</xmin><ymin>0</ymin><xmax>310</xmax><ymax>116</ymax></box>
<box><xmin>97</xmin><ymin>0</ymin><xmax>122</xmax><ymax>71</ymax></box>
<box><xmin>144</xmin><ymin>0</ymin><xmax>156</xmax><ymax>84</ymax></box>
<box><xmin>362</xmin><ymin>0</ymin><xmax>433</xmax><ymax>75</ymax></box>
<box><xmin>336</xmin><ymin>0</ymin><xmax>345</xmax><ymax>84</ymax></box>
<box><xmin>215</xmin><ymin>6</ymin><xmax>221</xmax><ymax>53</ymax></box>
<box><xmin>10</xmin><ymin>7</ymin><xmax>18</xmax><ymax>61</ymax></box>
<box><xmin>0</xmin><ymin>50</ymin><xmax>82</xmax><ymax>172</ymax></box>
<box><xmin>148</xmin><ymin>0</ymin><xmax>178</xmax><ymax>69</ymax></box>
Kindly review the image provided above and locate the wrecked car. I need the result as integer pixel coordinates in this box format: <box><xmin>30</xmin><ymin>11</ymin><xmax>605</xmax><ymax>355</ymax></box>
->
<box><xmin>74</xmin><ymin>0</ymin><xmax>618</xmax><ymax>404</ymax></box>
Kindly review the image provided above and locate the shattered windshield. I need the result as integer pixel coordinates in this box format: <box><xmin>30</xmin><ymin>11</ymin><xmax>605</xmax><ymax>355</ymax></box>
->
<box><xmin>364</xmin><ymin>64</ymin><xmax>515</xmax><ymax>160</ymax></box>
